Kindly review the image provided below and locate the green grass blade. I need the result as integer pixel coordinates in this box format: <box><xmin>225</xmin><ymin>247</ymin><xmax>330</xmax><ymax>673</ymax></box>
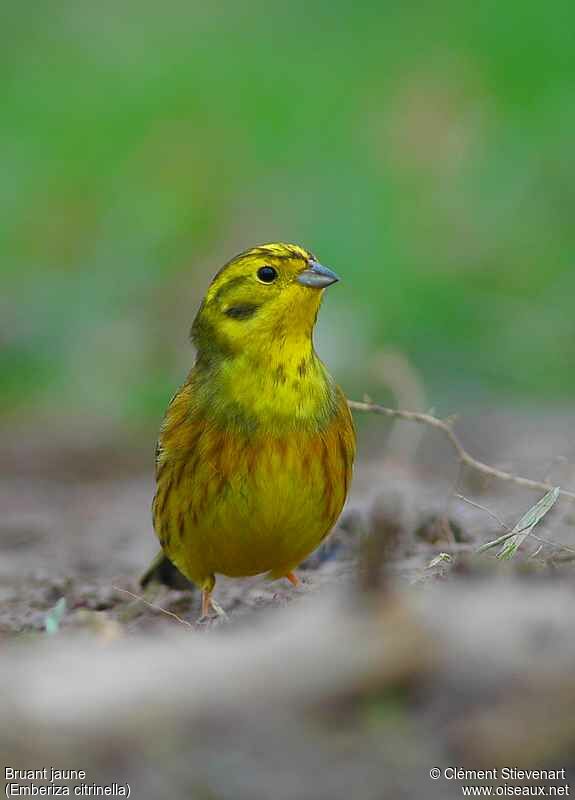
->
<box><xmin>476</xmin><ymin>487</ymin><xmax>560</xmax><ymax>558</ymax></box>
<box><xmin>497</xmin><ymin>487</ymin><xmax>560</xmax><ymax>560</ymax></box>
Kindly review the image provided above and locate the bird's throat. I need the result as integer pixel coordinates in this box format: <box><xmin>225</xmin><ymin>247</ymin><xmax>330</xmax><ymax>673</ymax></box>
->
<box><xmin>200</xmin><ymin>337</ymin><xmax>336</xmax><ymax>434</ymax></box>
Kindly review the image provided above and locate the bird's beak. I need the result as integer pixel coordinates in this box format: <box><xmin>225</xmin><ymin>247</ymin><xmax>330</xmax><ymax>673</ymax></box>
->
<box><xmin>296</xmin><ymin>260</ymin><xmax>340</xmax><ymax>289</ymax></box>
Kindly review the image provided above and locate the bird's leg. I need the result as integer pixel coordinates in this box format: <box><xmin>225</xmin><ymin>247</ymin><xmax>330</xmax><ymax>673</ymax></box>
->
<box><xmin>201</xmin><ymin>589</ymin><xmax>211</xmax><ymax>619</ymax></box>
<box><xmin>286</xmin><ymin>572</ymin><xmax>300</xmax><ymax>587</ymax></box>
<box><xmin>199</xmin><ymin>589</ymin><xmax>227</xmax><ymax>622</ymax></box>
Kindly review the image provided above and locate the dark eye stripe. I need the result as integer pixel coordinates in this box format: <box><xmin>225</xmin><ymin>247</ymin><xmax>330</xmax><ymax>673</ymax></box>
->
<box><xmin>214</xmin><ymin>275</ymin><xmax>250</xmax><ymax>303</ymax></box>
<box><xmin>224</xmin><ymin>303</ymin><xmax>260</xmax><ymax>320</ymax></box>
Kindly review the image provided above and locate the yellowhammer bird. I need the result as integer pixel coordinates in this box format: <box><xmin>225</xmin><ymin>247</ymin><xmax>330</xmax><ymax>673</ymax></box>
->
<box><xmin>146</xmin><ymin>243</ymin><xmax>355</xmax><ymax>619</ymax></box>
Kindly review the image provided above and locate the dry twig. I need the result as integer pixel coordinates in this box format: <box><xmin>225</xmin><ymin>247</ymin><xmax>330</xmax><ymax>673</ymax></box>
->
<box><xmin>112</xmin><ymin>586</ymin><xmax>194</xmax><ymax>630</ymax></box>
<box><xmin>348</xmin><ymin>400</ymin><xmax>575</xmax><ymax>501</ymax></box>
<box><xmin>453</xmin><ymin>493</ymin><xmax>509</xmax><ymax>530</ymax></box>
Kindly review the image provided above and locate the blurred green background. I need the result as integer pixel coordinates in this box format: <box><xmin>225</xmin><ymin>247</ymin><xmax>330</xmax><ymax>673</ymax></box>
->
<box><xmin>3</xmin><ymin>0</ymin><xmax>575</xmax><ymax>436</ymax></box>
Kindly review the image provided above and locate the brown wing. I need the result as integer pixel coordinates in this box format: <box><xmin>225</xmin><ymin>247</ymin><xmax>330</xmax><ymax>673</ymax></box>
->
<box><xmin>334</xmin><ymin>384</ymin><xmax>356</xmax><ymax>500</ymax></box>
<box><xmin>152</xmin><ymin>381</ymin><xmax>204</xmax><ymax>543</ymax></box>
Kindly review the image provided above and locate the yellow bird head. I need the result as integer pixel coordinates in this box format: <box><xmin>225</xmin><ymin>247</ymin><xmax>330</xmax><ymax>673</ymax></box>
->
<box><xmin>192</xmin><ymin>243</ymin><xmax>339</xmax><ymax>361</ymax></box>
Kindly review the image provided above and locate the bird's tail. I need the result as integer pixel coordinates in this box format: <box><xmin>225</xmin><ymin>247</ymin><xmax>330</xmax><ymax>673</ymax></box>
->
<box><xmin>140</xmin><ymin>551</ymin><xmax>194</xmax><ymax>590</ymax></box>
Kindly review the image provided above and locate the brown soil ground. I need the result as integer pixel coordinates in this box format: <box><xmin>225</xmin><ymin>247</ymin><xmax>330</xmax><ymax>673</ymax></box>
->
<box><xmin>2</xmin><ymin>408</ymin><xmax>575</xmax><ymax>798</ymax></box>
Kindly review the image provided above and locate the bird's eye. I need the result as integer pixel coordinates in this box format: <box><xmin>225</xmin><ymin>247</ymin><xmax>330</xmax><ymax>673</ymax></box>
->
<box><xmin>256</xmin><ymin>266</ymin><xmax>278</xmax><ymax>283</ymax></box>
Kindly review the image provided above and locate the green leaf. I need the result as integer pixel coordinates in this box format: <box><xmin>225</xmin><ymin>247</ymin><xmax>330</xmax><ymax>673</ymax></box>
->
<box><xmin>44</xmin><ymin>597</ymin><xmax>67</xmax><ymax>635</ymax></box>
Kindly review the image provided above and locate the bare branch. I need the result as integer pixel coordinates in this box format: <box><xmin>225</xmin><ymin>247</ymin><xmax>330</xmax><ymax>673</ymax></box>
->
<box><xmin>348</xmin><ymin>400</ymin><xmax>575</xmax><ymax>502</ymax></box>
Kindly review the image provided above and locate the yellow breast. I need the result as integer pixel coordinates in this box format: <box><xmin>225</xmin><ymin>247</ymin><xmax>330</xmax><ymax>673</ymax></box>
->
<box><xmin>153</xmin><ymin>383</ymin><xmax>355</xmax><ymax>589</ymax></box>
